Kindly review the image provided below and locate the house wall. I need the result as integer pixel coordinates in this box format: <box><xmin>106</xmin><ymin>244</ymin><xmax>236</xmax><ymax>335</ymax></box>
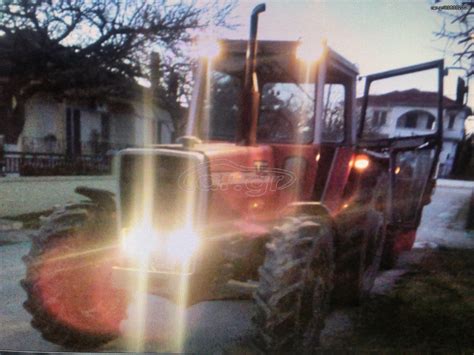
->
<box><xmin>443</xmin><ymin>110</ymin><xmax>465</xmax><ymax>140</ymax></box>
<box><xmin>132</xmin><ymin>102</ymin><xmax>174</xmax><ymax>146</ymax></box>
<box><xmin>15</xmin><ymin>91</ymin><xmax>175</xmax><ymax>155</ymax></box>
<box><xmin>20</xmin><ymin>96</ymin><xmax>107</xmax><ymax>154</ymax></box>
<box><xmin>159</xmin><ymin>119</ymin><xmax>174</xmax><ymax>143</ymax></box>
<box><xmin>20</xmin><ymin>95</ymin><xmax>65</xmax><ymax>148</ymax></box>
<box><xmin>78</xmin><ymin>106</ymin><xmax>101</xmax><ymax>148</ymax></box>
<box><xmin>15</xmin><ymin>94</ymin><xmax>174</xmax><ymax>153</ymax></box>
<box><xmin>367</xmin><ymin>106</ymin><xmax>438</xmax><ymax>137</ymax></box>
<box><xmin>111</xmin><ymin>111</ymin><xmax>135</xmax><ymax>147</ymax></box>
<box><xmin>156</xmin><ymin>107</ymin><xmax>174</xmax><ymax>144</ymax></box>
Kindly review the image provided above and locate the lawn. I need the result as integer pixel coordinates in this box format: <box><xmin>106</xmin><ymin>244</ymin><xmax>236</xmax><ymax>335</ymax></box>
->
<box><xmin>349</xmin><ymin>248</ymin><xmax>474</xmax><ymax>352</ymax></box>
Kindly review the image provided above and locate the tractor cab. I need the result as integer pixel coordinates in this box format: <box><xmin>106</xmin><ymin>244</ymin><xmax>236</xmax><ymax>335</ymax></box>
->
<box><xmin>184</xmin><ymin>38</ymin><xmax>360</xmax><ymax>215</ymax></box>
<box><xmin>196</xmin><ymin>39</ymin><xmax>358</xmax><ymax>147</ymax></box>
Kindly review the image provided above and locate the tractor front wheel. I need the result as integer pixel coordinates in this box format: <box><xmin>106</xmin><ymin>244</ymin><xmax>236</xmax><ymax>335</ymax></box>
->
<box><xmin>253</xmin><ymin>215</ymin><xmax>335</xmax><ymax>353</ymax></box>
<box><xmin>21</xmin><ymin>204</ymin><xmax>129</xmax><ymax>350</ymax></box>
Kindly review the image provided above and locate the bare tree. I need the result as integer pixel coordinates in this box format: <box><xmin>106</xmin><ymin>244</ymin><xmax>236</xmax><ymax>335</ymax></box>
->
<box><xmin>150</xmin><ymin>50</ymin><xmax>197</xmax><ymax>136</ymax></box>
<box><xmin>322</xmin><ymin>84</ymin><xmax>345</xmax><ymax>141</ymax></box>
<box><xmin>0</xmin><ymin>0</ymin><xmax>236</xmax><ymax>143</ymax></box>
<box><xmin>433</xmin><ymin>1</ymin><xmax>473</xmax><ymax>73</ymax></box>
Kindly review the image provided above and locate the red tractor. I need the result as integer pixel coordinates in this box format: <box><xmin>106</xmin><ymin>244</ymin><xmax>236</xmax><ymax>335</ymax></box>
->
<box><xmin>22</xmin><ymin>4</ymin><xmax>446</xmax><ymax>352</ymax></box>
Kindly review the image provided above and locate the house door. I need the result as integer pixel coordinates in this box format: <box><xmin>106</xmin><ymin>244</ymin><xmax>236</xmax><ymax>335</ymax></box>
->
<box><xmin>66</xmin><ymin>108</ymin><xmax>81</xmax><ymax>157</ymax></box>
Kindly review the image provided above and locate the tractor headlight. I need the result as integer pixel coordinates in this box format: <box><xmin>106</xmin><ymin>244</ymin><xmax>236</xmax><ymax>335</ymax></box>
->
<box><xmin>164</xmin><ymin>228</ymin><xmax>200</xmax><ymax>264</ymax></box>
<box><xmin>121</xmin><ymin>224</ymin><xmax>159</xmax><ymax>260</ymax></box>
<box><xmin>121</xmin><ymin>224</ymin><xmax>200</xmax><ymax>264</ymax></box>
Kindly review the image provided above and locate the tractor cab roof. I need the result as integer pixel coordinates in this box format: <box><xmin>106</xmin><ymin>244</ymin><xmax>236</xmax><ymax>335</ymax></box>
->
<box><xmin>215</xmin><ymin>39</ymin><xmax>359</xmax><ymax>81</ymax></box>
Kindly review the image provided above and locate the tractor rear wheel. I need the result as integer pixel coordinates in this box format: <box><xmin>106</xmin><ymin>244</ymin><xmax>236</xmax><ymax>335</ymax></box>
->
<box><xmin>381</xmin><ymin>227</ymin><xmax>417</xmax><ymax>269</ymax></box>
<box><xmin>21</xmin><ymin>203</ymin><xmax>128</xmax><ymax>350</ymax></box>
<box><xmin>253</xmin><ymin>215</ymin><xmax>334</xmax><ymax>353</ymax></box>
<box><xmin>333</xmin><ymin>172</ymin><xmax>388</xmax><ymax>305</ymax></box>
<box><xmin>333</xmin><ymin>208</ymin><xmax>385</xmax><ymax>305</ymax></box>
<box><xmin>360</xmin><ymin>210</ymin><xmax>385</xmax><ymax>297</ymax></box>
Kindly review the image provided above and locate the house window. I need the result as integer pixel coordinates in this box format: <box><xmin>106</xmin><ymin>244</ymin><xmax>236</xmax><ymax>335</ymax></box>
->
<box><xmin>405</xmin><ymin>112</ymin><xmax>417</xmax><ymax>128</ymax></box>
<box><xmin>66</xmin><ymin>108</ymin><xmax>81</xmax><ymax>156</ymax></box>
<box><xmin>373</xmin><ymin>110</ymin><xmax>387</xmax><ymax>127</ymax></box>
<box><xmin>448</xmin><ymin>114</ymin><xmax>456</xmax><ymax>130</ymax></box>
<box><xmin>396</xmin><ymin>110</ymin><xmax>437</xmax><ymax>134</ymax></box>
<box><xmin>157</xmin><ymin>121</ymin><xmax>163</xmax><ymax>144</ymax></box>
<box><xmin>426</xmin><ymin>116</ymin><xmax>435</xmax><ymax>129</ymax></box>
<box><xmin>101</xmin><ymin>113</ymin><xmax>110</xmax><ymax>141</ymax></box>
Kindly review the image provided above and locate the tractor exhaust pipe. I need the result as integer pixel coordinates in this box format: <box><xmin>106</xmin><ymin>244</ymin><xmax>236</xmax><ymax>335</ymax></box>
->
<box><xmin>237</xmin><ymin>3</ymin><xmax>266</xmax><ymax>146</ymax></box>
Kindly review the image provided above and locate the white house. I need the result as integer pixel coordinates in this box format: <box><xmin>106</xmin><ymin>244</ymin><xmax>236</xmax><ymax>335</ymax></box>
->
<box><xmin>364</xmin><ymin>89</ymin><xmax>471</xmax><ymax>177</ymax></box>
<box><xmin>8</xmin><ymin>90</ymin><xmax>175</xmax><ymax>156</ymax></box>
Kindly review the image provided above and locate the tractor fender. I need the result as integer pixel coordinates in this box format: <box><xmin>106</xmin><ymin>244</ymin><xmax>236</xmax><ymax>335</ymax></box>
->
<box><xmin>75</xmin><ymin>186</ymin><xmax>116</xmax><ymax>212</ymax></box>
<box><xmin>286</xmin><ymin>201</ymin><xmax>332</xmax><ymax>220</ymax></box>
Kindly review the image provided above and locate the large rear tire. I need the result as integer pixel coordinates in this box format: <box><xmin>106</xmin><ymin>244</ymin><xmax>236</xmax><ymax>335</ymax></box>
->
<box><xmin>21</xmin><ymin>203</ymin><xmax>128</xmax><ymax>350</ymax></box>
<box><xmin>381</xmin><ymin>227</ymin><xmax>417</xmax><ymax>270</ymax></box>
<box><xmin>252</xmin><ymin>215</ymin><xmax>335</xmax><ymax>353</ymax></box>
<box><xmin>333</xmin><ymin>172</ymin><xmax>388</xmax><ymax>305</ymax></box>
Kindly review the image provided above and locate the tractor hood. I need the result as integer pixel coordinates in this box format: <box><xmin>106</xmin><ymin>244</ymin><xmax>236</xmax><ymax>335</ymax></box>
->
<box><xmin>146</xmin><ymin>142</ymin><xmax>275</xmax><ymax>173</ymax></box>
<box><xmin>117</xmin><ymin>142</ymin><xmax>297</xmax><ymax>238</ymax></box>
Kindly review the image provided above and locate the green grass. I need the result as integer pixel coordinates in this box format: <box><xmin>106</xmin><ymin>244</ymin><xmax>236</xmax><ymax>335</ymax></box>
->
<box><xmin>349</xmin><ymin>248</ymin><xmax>474</xmax><ymax>352</ymax></box>
<box><xmin>3</xmin><ymin>210</ymin><xmax>52</xmax><ymax>229</ymax></box>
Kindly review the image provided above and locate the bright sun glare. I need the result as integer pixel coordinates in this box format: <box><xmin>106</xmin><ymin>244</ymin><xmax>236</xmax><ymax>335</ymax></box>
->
<box><xmin>296</xmin><ymin>40</ymin><xmax>326</xmax><ymax>63</ymax></box>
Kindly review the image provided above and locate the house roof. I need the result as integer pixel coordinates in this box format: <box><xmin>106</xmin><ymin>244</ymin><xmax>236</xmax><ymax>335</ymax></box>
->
<box><xmin>357</xmin><ymin>89</ymin><xmax>462</xmax><ymax>109</ymax></box>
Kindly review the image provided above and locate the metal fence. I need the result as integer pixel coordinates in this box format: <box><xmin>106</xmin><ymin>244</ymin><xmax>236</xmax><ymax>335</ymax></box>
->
<box><xmin>2</xmin><ymin>152</ymin><xmax>112</xmax><ymax>176</ymax></box>
<box><xmin>20</xmin><ymin>136</ymin><xmax>128</xmax><ymax>155</ymax></box>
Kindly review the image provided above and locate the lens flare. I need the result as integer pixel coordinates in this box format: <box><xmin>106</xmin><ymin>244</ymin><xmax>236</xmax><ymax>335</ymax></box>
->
<box><xmin>165</xmin><ymin>228</ymin><xmax>200</xmax><ymax>264</ymax></box>
<box><xmin>121</xmin><ymin>222</ymin><xmax>158</xmax><ymax>260</ymax></box>
<box><xmin>195</xmin><ymin>36</ymin><xmax>221</xmax><ymax>59</ymax></box>
<box><xmin>296</xmin><ymin>40</ymin><xmax>326</xmax><ymax>63</ymax></box>
<box><xmin>123</xmin><ymin>89</ymin><xmax>156</xmax><ymax>352</ymax></box>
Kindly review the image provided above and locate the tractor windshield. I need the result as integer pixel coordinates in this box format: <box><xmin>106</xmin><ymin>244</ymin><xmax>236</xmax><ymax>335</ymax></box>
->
<box><xmin>200</xmin><ymin>69</ymin><xmax>315</xmax><ymax>144</ymax></box>
<box><xmin>201</xmin><ymin>71</ymin><xmax>241</xmax><ymax>141</ymax></box>
<box><xmin>198</xmin><ymin>40</ymin><xmax>317</xmax><ymax>144</ymax></box>
<box><xmin>258</xmin><ymin>82</ymin><xmax>315</xmax><ymax>143</ymax></box>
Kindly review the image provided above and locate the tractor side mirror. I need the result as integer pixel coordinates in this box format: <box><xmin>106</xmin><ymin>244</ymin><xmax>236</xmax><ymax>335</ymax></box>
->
<box><xmin>456</xmin><ymin>77</ymin><xmax>468</xmax><ymax>106</ymax></box>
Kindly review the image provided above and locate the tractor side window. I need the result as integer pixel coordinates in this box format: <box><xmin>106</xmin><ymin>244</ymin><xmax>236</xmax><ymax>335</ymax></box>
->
<box><xmin>322</xmin><ymin>83</ymin><xmax>345</xmax><ymax>142</ymax></box>
<box><xmin>204</xmin><ymin>71</ymin><xmax>241</xmax><ymax>141</ymax></box>
<box><xmin>393</xmin><ymin>149</ymin><xmax>435</xmax><ymax>223</ymax></box>
<box><xmin>257</xmin><ymin>82</ymin><xmax>315</xmax><ymax>143</ymax></box>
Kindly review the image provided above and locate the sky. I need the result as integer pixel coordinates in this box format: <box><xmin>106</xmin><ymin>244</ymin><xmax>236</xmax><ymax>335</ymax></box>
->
<box><xmin>216</xmin><ymin>0</ymin><xmax>473</xmax><ymax>105</ymax></box>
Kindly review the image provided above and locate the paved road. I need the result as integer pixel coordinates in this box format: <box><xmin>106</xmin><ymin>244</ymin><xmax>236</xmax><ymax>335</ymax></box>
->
<box><xmin>0</xmin><ymin>241</ymin><xmax>64</xmax><ymax>352</ymax></box>
<box><xmin>0</xmin><ymin>241</ymin><xmax>256</xmax><ymax>353</ymax></box>
<box><xmin>417</xmin><ymin>184</ymin><xmax>474</xmax><ymax>249</ymax></box>
<box><xmin>1</xmin><ymin>183</ymin><xmax>472</xmax><ymax>353</ymax></box>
